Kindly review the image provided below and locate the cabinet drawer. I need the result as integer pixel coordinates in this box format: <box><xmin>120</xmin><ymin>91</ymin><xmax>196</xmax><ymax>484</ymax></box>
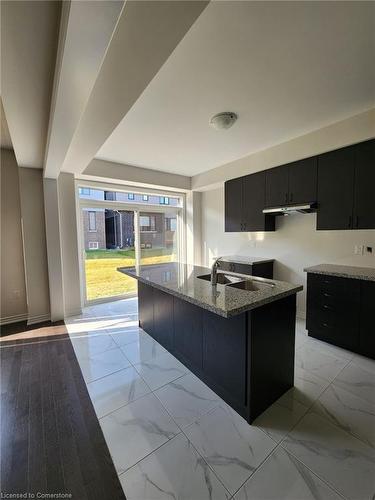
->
<box><xmin>307</xmin><ymin>273</ymin><xmax>360</xmax><ymax>300</ymax></box>
<box><xmin>307</xmin><ymin>304</ymin><xmax>358</xmax><ymax>330</ymax></box>
<box><xmin>308</xmin><ymin>320</ymin><xmax>359</xmax><ymax>351</ymax></box>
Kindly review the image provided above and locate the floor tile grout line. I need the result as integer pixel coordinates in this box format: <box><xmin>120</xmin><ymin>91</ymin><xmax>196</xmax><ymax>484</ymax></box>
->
<box><xmin>178</xmin><ymin>424</ymin><xmax>233</xmax><ymax>497</ymax></box>
<box><xmin>302</xmin><ymin>358</ymin><xmax>375</xmax><ymax>449</ymax></box>
<box><xmin>275</xmin><ymin>357</ymin><xmax>353</xmax><ymax>449</ymax></box>
<box><xmin>228</xmin><ymin>440</ymin><xmax>287</xmax><ymax>499</ymax></box>
<box><xmin>278</xmin><ymin>441</ymin><xmax>350</xmax><ymax>500</ymax></box>
<box><xmin>116</xmin><ymin>431</ymin><xmax>182</xmax><ymax>477</ymax></box>
<box><xmin>70</xmin><ymin>306</ymin><xmax>374</xmax><ymax>500</ymax></box>
<box><xmin>84</xmin><ymin>363</ymin><xmax>132</xmax><ymax>385</ymax></box>
<box><xmin>255</xmin><ymin>352</ymin><xmax>353</xmax><ymax>452</ymax></box>
<box><xmin>147</xmin><ymin>376</ymin><xmax>235</xmax><ymax>496</ymax></box>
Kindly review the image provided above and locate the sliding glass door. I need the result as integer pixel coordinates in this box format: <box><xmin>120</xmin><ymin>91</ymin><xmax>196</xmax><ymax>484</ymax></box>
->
<box><xmin>79</xmin><ymin>187</ymin><xmax>183</xmax><ymax>303</ymax></box>
<box><xmin>140</xmin><ymin>211</ymin><xmax>178</xmax><ymax>265</ymax></box>
<box><xmin>82</xmin><ymin>208</ymin><xmax>137</xmax><ymax>301</ymax></box>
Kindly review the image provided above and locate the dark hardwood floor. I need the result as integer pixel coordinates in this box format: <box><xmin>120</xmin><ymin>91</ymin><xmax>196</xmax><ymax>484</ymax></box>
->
<box><xmin>0</xmin><ymin>324</ymin><xmax>125</xmax><ymax>499</ymax></box>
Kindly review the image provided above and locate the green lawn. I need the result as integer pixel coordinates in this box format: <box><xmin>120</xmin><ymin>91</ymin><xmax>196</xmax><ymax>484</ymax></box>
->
<box><xmin>85</xmin><ymin>247</ymin><xmax>174</xmax><ymax>260</ymax></box>
<box><xmin>85</xmin><ymin>248</ymin><xmax>175</xmax><ymax>301</ymax></box>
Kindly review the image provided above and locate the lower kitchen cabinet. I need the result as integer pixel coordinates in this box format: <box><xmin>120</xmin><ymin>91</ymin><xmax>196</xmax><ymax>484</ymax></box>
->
<box><xmin>173</xmin><ymin>296</ymin><xmax>203</xmax><ymax>371</ymax></box>
<box><xmin>306</xmin><ymin>273</ymin><xmax>374</xmax><ymax>358</ymax></box>
<box><xmin>138</xmin><ymin>280</ymin><xmax>297</xmax><ymax>422</ymax></box>
<box><xmin>153</xmin><ymin>288</ymin><xmax>174</xmax><ymax>351</ymax></box>
<box><xmin>360</xmin><ymin>281</ymin><xmax>375</xmax><ymax>359</ymax></box>
<box><xmin>138</xmin><ymin>281</ymin><xmax>154</xmax><ymax>336</ymax></box>
<box><xmin>203</xmin><ymin>311</ymin><xmax>247</xmax><ymax>406</ymax></box>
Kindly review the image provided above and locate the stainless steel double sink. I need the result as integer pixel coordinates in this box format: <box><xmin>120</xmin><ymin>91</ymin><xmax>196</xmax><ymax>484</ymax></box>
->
<box><xmin>197</xmin><ymin>273</ymin><xmax>274</xmax><ymax>291</ymax></box>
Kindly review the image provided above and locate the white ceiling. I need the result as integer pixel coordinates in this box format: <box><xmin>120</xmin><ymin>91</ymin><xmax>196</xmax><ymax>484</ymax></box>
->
<box><xmin>44</xmin><ymin>1</ymin><xmax>124</xmax><ymax>177</ymax></box>
<box><xmin>96</xmin><ymin>1</ymin><xmax>375</xmax><ymax>176</ymax></box>
<box><xmin>1</xmin><ymin>1</ymin><xmax>60</xmax><ymax>168</ymax></box>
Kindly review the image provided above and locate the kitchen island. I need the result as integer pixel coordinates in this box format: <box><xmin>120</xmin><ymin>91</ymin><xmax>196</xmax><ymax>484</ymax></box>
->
<box><xmin>118</xmin><ymin>263</ymin><xmax>302</xmax><ymax>423</ymax></box>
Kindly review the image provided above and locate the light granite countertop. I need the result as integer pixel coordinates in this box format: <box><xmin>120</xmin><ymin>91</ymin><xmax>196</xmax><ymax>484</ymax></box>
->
<box><xmin>304</xmin><ymin>263</ymin><xmax>375</xmax><ymax>282</ymax></box>
<box><xmin>118</xmin><ymin>263</ymin><xmax>302</xmax><ymax>318</ymax></box>
<box><xmin>219</xmin><ymin>255</ymin><xmax>275</xmax><ymax>265</ymax></box>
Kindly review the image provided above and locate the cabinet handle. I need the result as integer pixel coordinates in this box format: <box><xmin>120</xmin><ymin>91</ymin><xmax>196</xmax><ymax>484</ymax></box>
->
<box><xmin>285</xmin><ymin>192</ymin><xmax>288</xmax><ymax>202</ymax></box>
<box><xmin>290</xmin><ymin>192</ymin><xmax>293</xmax><ymax>202</ymax></box>
<box><xmin>323</xmin><ymin>304</ymin><xmax>333</xmax><ymax>310</ymax></box>
<box><xmin>348</xmin><ymin>215</ymin><xmax>352</xmax><ymax>228</ymax></box>
<box><xmin>322</xmin><ymin>322</ymin><xmax>334</xmax><ymax>329</ymax></box>
<box><xmin>243</xmin><ymin>222</ymin><xmax>246</xmax><ymax>231</ymax></box>
<box><xmin>356</xmin><ymin>215</ymin><xmax>359</xmax><ymax>228</ymax></box>
<box><xmin>323</xmin><ymin>292</ymin><xmax>331</xmax><ymax>297</ymax></box>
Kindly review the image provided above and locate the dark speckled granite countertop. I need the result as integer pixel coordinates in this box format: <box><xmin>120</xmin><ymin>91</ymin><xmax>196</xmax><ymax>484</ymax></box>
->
<box><xmin>118</xmin><ymin>263</ymin><xmax>302</xmax><ymax>318</ymax></box>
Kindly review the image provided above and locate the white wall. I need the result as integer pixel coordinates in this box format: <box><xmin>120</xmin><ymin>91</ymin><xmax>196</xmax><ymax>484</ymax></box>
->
<box><xmin>18</xmin><ymin>167</ymin><xmax>50</xmax><ymax>324</ymax></box>
<box><xmin>43</xmin><ymin>177</ymin><xmax>65</xmax><ymax>321</ymax></box>
<box><xmin>58</xmin><ymin>173</ymin><xmax>82</xmax><ymax>317</ymax></box>
<box><xmin>201</xmin><ymin>187</ymin><xmax>375</xmax><ymax>318</ymax></box>
<box><xmin>0</xmin><ymin>148</ymin><xmax>28</xmax><ymax>323</ymax></box>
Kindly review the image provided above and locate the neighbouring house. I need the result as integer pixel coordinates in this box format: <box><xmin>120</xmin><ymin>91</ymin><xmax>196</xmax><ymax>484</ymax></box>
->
<box><xmin>82</xmin><ymin>208</ymin><xmax>106</xmax><ymax>250</ymax></box>
<box><xmin>81</xmin><ymin>188</ymin><xmax>177</xmax><ymax>251</ymax></box>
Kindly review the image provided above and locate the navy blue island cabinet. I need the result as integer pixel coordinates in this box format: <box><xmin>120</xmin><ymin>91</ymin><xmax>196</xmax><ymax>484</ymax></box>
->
<box><xmin>138</xmin><ymin>281</ymin><xmax>297</xmax><ymax>423</ymax></box>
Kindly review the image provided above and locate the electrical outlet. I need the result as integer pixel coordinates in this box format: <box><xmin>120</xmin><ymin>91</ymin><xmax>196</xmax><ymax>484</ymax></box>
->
<box><xmin>354</xmin><ymin>245</ymin><xmax>364</xmax><ymax>255</ymax></box>
<box><xmin>13</xmin><ymin>290</ymin><xmax>21</xmax><ymax>298</ymax></box>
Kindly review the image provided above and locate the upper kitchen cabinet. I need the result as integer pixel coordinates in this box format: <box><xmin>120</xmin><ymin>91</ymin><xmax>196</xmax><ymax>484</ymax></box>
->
<box><xmin>317</xmin><ymin>140</ymin><xmax>375</xmax><ymax>230</ymax></box>
<box><xmin>265</xmin><ymin>165</ymin><xmax>289</xmax><ymax>207</ymax></box>
<box><xmin>265</xmin><ymin>158</ymin><xmax>317</xmax><ymax>207</ymax></box>
<box><xmin>317</xmin><ymin>146</ymin><xmax>355</xmax><ymax>230</ymax></box>
<box><xmin>225</xmin><ymin>172</ymin><xmax>275</xmax><ymax>232</ymax></box>
<box><xmin>288</xmin><ymin>157</ymin><xmax>317</xmax><ymax>204</ymax></box>
<box><xmin>353</xmin><ymin>139</ymin><xmax>375</xmax><ymax>230</ymax></box>
<box><xmin>242</xmin><ymin>172</ymin><xmax>275</xmax><ymax>232</ymax></box>
<box><xmin>224</xmin><ymin>177</ymin><xmax>243</xmax><ymax>232</ymax></box>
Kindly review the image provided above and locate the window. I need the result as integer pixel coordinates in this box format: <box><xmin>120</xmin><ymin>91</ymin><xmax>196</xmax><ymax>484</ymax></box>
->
<box><xmin>89</xmin><ymin>241</ymin><xmax>99</xmax><ymax>249</ymax></box>
<box><xmin>128</xmin><ymin>193</ymin><xmax>135</xmax><ymax>200</ymax></box>
<box><xmin>160</xmin><ymin>196</ymin><xmax>169</xmax><ymax>205</ymax></box>
<box><xmin>88</xmin><ymin>211</ymin><xmax>97</xmax><ymax>231</ymax></box>
<box><xmin>142</xmin><ymin>195</ymin><xmax>149</xmax><ymax>201</ymax></box>
<box><xmin>165</xmin><ymin>217</ymin><xmax>177</xmax><ymax>231</ymax></box>
<box><xmin>79</xmin><ymin>187</ymin><xmax>91</xmax><ymax>195</ymax></box>
<box><xmin>140</xmin><ymin>215</ymin><xmax>156</xmax><ymax>232</ymax></box>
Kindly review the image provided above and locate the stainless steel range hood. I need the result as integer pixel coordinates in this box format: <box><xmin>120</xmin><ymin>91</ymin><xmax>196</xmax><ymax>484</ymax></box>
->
<box><xmin>262</xmin><ymin>203</ymin><xmax>316</xmax><ymax>215</ymax></box>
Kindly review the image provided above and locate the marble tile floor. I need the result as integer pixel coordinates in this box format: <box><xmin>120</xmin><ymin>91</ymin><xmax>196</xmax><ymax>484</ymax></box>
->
<box><xmin>65</xmin><ymin>300</ymin><xmax>375</xmax><ymax>500</ymax></box>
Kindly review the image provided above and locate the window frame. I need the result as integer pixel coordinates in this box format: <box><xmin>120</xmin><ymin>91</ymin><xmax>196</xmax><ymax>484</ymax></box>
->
<box><xmin>77</xmin><ymin>181</ymin><xmax>186</xmax><ymax>306</ymax></box>
<box><xmin>88</xmin><ymin>211</ymin><xmax>97</xmax><ymax>232</ymax></box>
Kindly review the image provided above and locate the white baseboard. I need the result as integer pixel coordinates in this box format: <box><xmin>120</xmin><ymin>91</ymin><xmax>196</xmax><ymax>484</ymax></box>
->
<box><xmin>0</xmin><ymin>312</ymin><xmax>28</xmax><ymax>326</ymax></box>
<box><xmin>64</xmin><ymin>308</ymin><xmax>83</xmax><ymax>318</ymax></box>
<box><xmin>27</xmin><ymin>313</ymin><xmax>51</xmax><ymax>325</ymax></box>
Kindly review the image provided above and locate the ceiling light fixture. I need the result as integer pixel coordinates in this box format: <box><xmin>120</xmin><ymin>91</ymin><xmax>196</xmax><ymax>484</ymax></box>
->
<box><xmin>209</xmin><ymin>112</ymin><xmax>238</xmax><ymax>130</ymax></box>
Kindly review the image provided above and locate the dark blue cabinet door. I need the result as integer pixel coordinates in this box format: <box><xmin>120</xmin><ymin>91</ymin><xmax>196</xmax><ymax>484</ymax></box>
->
<box><xmin>225</xmin><ymin>177</ymin><xmax>243</xmax><ymax>232</ymax></box>
<box><xmin>153</xmin><ymin>288</ymin><xmax>174</xmax><ymax>351</ymax></box>
<box><xmin>317</xmin><ymin>146</ymin><xmax>355</xmax><ymax>230</ymax></box>
<box><xmin>360</xmin><ymin>281</ymin><xmax>375</xmax><ymax>359</ymax></box>
<box><xmin>138</xmin><ymin>282</ymin><xmax>154</xmax><ymax>337</ymax></box>
<box><xmin>202</xmin><ymin>311</ymin><xmax>247</xmax><ymax>405</ymax></box>
<box><xmin>265</xmin><ymin>165</ymin><xmax>289</xmax><ymax>207</ymax></box>
<box><xmin>353</xmin><ymin>139</ymin><xmax>375</xmax><ymax>230</ymax></box>
<box><xmin>173</xmin><ymin>297</ymin><xmax>203</xmax><ymax>370</ymax></box>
